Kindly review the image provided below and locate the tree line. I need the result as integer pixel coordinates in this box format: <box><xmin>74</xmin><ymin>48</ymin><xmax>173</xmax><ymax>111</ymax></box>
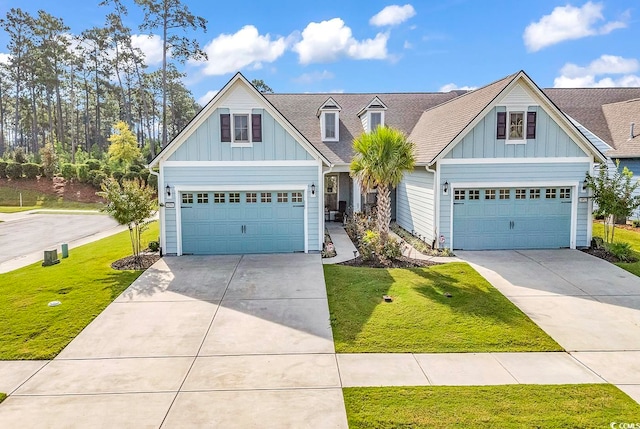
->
<box><xmin>0</xmin><ymin>0</ymin><xmax>207</xmax><ymax>167</ymax></box>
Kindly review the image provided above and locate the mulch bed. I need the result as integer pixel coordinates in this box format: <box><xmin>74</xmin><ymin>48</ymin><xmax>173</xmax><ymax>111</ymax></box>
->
<box><xmin>581</xmin><ymin>248</ymin><xmax>622</xmax><ymax>263</ymax></box>
<box><xmin>338</xmin><ymin>255</ymin><xmax>441</xmax><ymax>269</ymax></box>
<box><xmin>111</xmin><ymin>253</ymin><xmax>161</xmax><ymax>270</ymax></box>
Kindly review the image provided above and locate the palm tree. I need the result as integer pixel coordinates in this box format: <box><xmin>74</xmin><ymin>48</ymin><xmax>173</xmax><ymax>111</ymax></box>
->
<box><xmin>350</xmin><ymin>126</ymin><xmax>416</xmax><ymax>236</ymax></box>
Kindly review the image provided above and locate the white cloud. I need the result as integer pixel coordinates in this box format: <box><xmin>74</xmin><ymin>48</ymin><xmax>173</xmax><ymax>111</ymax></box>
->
<box><xmin>403</xmin><ymin>40</ymin><xmax>412</xmax><ymax>49</ymax></box>
<box><xmin>0</xmin><ymin>53</ymin><xmax>11</xmax><ymax>65</ymax></box>
<box><xmin>553</xmin><ymin>54</ymin><xmax>640</xmax><ymax>87</ymax></box>
<box><xmin>370</xmin><ymin>4</ymin><xmax>416</xmax><ymax>27</ymax></box>
<box><xmin>439</xmin><ymin>83</ymin><xmax>477</xmax><ymax>92</ymax></box>
<box><xmin>197</xmin><ymin>90</ymin><xmax>219</xmax><ymax>106</ymax></box>
<box><xmin>198</xmin><ymin>25</ymin><xmax>287</xmax><ymax>76</ymax></box>
<box><xmin>523</xmin><ymin>2</ymin><xmax>628</xmax><ymax>52</ymax></box>
<box><xmin>131</xmin><ymin>34</ymin><xmax>164</xmax><ymax>66</ymax></box>
<box><xmin>293</xmin><ymin>18</ymin><xmax>389</xmax><ymax>64</ymax></box>
<box><xmin>294</xmin><ymin>70</ymin><xmax>335</xmax><ymax>84</ymax></box>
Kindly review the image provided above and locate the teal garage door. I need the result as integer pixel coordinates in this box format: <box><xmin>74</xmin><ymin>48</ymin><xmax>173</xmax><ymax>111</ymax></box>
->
<box><xmin>452</xmin><ymin>187</ymin><xmax>572</xmax><ymax>250</ymax></box>
<box><xmin>181</xmin><ymin>191</ymin><xmax>305</xmax><ymax>255</ymax></box>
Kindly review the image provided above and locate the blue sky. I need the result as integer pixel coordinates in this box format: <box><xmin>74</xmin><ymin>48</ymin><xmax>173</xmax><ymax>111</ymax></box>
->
<box><xmin>0</xmin><ymin>0</ymin><xmax>637</xmax><ymax>105</ymax></box>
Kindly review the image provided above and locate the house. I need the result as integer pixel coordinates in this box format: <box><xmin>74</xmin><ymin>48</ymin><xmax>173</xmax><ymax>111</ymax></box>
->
<box><xmin>149</xmin><ymin>71</ymin><xmax>612</xmax><ymax>255</ymax></box>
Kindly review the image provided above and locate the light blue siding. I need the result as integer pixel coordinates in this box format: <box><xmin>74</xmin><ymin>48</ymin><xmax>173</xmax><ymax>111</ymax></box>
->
<box><xmin>168</xmin><ymin>108</ymin><xmax>314</xmax><ymax>162</ymax></box>
<box><xmin>617</xmin><ymin>159</ymin><xmax>640</xmax><ymax>219</ymax></box>
<box><xmin>445</xmin><ymin>107</ymin><xmax>588</xmax><ymax>159</ymax></box>
<box><xmin>396</xmin><ymin>168</ymin><xmax>435</xmax><ymax>245</ymax></box>
<box><xmin>162</xmin><ymin>165</ymin><xmax>320</xmax><ymax>254</ymax></box>
<box><xmin>439</xmin><ymin>162</ymin><xmax>591</xmax><ymax>248</ymax></box>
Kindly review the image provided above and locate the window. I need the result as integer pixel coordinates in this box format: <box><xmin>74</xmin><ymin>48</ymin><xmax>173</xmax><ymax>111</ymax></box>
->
<box><xmin>292</xmin><ymin>192</ymin><xmax>303</xmax><ymax>203</ymax></box>
<box><xmin>261</xmin><ymin>192</ymin><xmax>272</xmax><ymax>203</ymax></box>
<box><xmin>246</xmin><ymin>192</ymin><xmax>257</xmax><ymax>203</ymax></box>
<box><xmin>530</xmin><ymin>188</ymin><xmax>541</xmax><ymax>199</ymax></box>
<box><xmin>277</xmin><ymin>192</ymin><xmax>288</xmax><ymax>203</ymax></box>
<box><xmin>560</xmin><ymin>188</ymin><xmax>571</xmax><ymax>199</ymax></box>
<box><xmin>515</xmin><ymin>189</ymin><xmax>527</xmax><ymax>199</ymax></box>
<box><xmin>369</xmin><ymin>112</ymin><xmax>382</xmax><ymax>131</ymax></box>
<box><xmin>454</xmin><ymin>189</ymin><xmax>465</xmax><ymax>200</ymax></box>
<box><xmin>469</xmin><ymin>189</ymin><xmax>480</xmax><ymax>200</ymax></box>
<box><xmin>325</xmin><ymin>175</ymin><xmax>337</xmax><ymax>194</ymax></box>
<box><xmin>214</xmin><ymin>193</ymin><xmax>225</xmax><ymax>203</ymax></box>
<box><xmin>499</xmin><ymin>189</ymin><xmax>510</xmax><ymax>200</ymax></box>
<box><xmin>197</xmin><ymin>193</ymin><xmax>208</xmax><ymax>204</ymax></box>
<box><xmin>182</xmin><ymin>193</ymin><xmax>193</xmax><ymax>204</ymax></box>
<box><xmin>233</xmin><ymin>114</ymin><xmax>249</xmax><ymax>142</ymax></box>
<box><xmin>509</xmin><ymin>112</ymin><xmax>524</xmax><ymax>139</ymax></box>
<box><xmin>485</xmin><ymin>189</ymin><xmax>496</xmax><ymax>200</ymax></box>
<box><xmin>319</xmin><ymin>97</ymin><xmax>341</xmax><ymax>141</ymax></box>
<box><xmin>323</xmin><ymin>112</ymin><xmax>337</xmax><ymax>140</ymax></box>
<box><xmin>545</xmin><ymin>188</ymin><xmax>557</xmax><ymax>199</ymax></box>
<box><xmin>229</xmin><ymin>192</ymin><xmax>240</xmax><ymax>203</ymax></box>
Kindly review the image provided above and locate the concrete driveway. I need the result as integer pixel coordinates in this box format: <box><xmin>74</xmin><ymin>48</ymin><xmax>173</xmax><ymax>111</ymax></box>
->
<box><xmin>0</xmin><ymin>212</ymin><xmax>120</xmax><ymax>272</ymax></box>
<box><xmin>0</xmin><ymin>254</ymin><xmax>348</xmax><ymax>428</ymax></box>
<box><xmin>458</xmin><ymin>249</ymin><xmax>640</xmax><ymax>402</ymax></box>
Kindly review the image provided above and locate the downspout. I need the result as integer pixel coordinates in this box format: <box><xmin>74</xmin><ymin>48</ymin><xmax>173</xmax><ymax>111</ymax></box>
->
<box><xmin>321</xmin><ymin>164</ymin><xmax>334</xmax><ymax>249</ymax></box>
<box><xmin>425</xmin><ymin>163</ymin><xmax>438</xmax><ymax>249</ymax></box>
<box><xmin>147</xmin><ymin>166</ymin><xmax>163</xmax><ymax>255</ymax></box>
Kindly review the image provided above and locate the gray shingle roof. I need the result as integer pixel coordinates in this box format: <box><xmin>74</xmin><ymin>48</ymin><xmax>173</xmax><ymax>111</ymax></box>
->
<box><xmin>602</xmin><ymin>98</ymin><xmax>640</xmax><ymax>157</ymax></box>
<box><xmin>264</xmin><ymin>92</ymin><xmax>459</xmax><ymax>164</ymax></box>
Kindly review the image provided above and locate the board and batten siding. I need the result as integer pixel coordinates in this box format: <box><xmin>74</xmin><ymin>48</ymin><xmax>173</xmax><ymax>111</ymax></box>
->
<box><xmin>162</xmin><ymin>165</ymin><xmax>321</xmax><ymax>255</ymax></box>
<box><xmin>168</xmin><ymin>108</ymin><xmax>314</xmax><ymax>162</ymax></box>
<box><xmin>444</xmin><ymin>106</ymin><xmax>588</xmax><ymax>159</ymax></box>
<box><xmin>438</xmin><ymin>162</ymin><xmax>592</xmax><ymax>248</ymax></box>
<box><xmin>617</xmin><ymin>159</ymin><xmax>640</xmax><ymax>219</ymax></box>
<box><xmin>396</xmin><ymin>168</ymin><xmax>435</xmax><ymax>244</ymax></box>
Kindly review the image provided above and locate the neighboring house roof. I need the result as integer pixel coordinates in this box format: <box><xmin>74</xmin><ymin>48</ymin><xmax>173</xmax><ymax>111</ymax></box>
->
<box><xmin>602</xmin><ymin>98</ymin><xmax>640</xmax><ymax>158</ymax></box>
<box><xmin>264</xmin><ymin>92</ymin><xmax>459</xmax><ymax>165</ymax></box>
<box><xmin>544</xmin><ymin>87</ymin><xmax>640</xmax><ymax>154</ymax></box>
<box><xmin>408</xmin><ymin>73</ymin><xmax>517</xmax><ymax>164</ymax></box>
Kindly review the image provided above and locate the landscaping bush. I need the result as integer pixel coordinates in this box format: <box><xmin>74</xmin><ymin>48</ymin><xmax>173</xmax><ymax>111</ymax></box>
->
<box><xmin>101</xmin><ymin>164</ymin><xmax>111</xmax><ymax>176</ymax></box>
<box><xmin>22</xmin><ymin>163</ymin><xmax>40</xmax><ymax>179</ymax></box>
<box><xmin>86</xmin><ymin>159</ymin><xmax>101</xmax><ymax>171</ymax></box>
<box><xmin>128</xmin><ymin>164</ymin><xmax>142</xmax><ymax>173</ymax></box>
<box><xmin>112</xmin><ymin>170</ymin><xmax>124</xmax><ymax>183</ymax></box>
<box><xmin>91</xmin><ymin>171</ymin><xmax>108</xmax><ymax>189</ymax></box>
<box><xmin>633</xmin><ymin>219</ymin><xmax>640</xmax><ymax>228</ymax></box>
<box><xmin>76</xmin><ymin>163</ymin><xmax>90</xmax><ymax>183</ymax></box>
<box><xmin>360</xmin><ymin>230</ymin><xmax>401</xmax><ymax>261</ymax></box>
<box><xmin>0</xmin><ymin>160</ymin><xmax>7</xmax><ymax>178</ymax></box>
<box><xmin>146</xmin><ymin>171</ymin><xmax>158</xmax><ymax>189</ymax></box>
<box><xmin>605</xmin><ymin>242</ymin><xmax>636</xmax><ymax>262</ymax></box>
<box><xmin>148</xmin><ymin>240</ymin><xmax>160</xmax><ymax>252</ymax></box>
<box><xmin>60</xmin><ymin>163</ymin><xmax>76</xmax><ymax>181</ymax></box>
<box><xmin>5</xmin><ymin>162</ymin><xmax>22</xmax><ymax>179</ymax></box>
<box><xmin>123</xmin><ymin>171</ymin><xmax>139</xmax><ymax>182</ymax></box>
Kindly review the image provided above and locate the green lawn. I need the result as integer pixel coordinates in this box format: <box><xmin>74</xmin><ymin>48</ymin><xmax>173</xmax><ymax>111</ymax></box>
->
<box><xmin>0</xmin><ymin>222</ymin><xmax>158</xmax><ymax>360</ymax></box>
<box><xmin>593</xmin><ymin>222</ymin><xmax>640</xmax><ymax>277</ymax></box>
<box><xmin>344</xmin><ymin>385</ymin><xmax>640</xmax><ymax>428</ymax></box>
<box><xmin>0</xmin><ymin>393</ymin><xmax>5</xmax><ymax>403</ymax></box>
<box><xmin>324</xmin><ymin>263</ymin><xmax>561</xmax><ymax>353</ymax></box>
<box><xmin>0</xmin><ymin>185</ymin><xmax>102</xmax><ymax>213</ymax></box>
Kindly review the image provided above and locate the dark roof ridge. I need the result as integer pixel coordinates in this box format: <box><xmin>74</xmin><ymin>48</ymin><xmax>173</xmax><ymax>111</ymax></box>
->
<box><xmin>265</xmin><ymin>91</ymin><xmax>453</xmax><ymax>95</ymax></box>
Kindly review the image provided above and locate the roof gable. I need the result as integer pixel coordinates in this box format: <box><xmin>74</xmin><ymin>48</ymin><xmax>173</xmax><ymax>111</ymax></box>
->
<box><xmin>357</xmin><ymin>96</ymin><xmax>388</xmax><ymax>117</ymax></box>
<box><xmin>603</xmin><ymin>98</ymin><xmax>640</xmax><ymax>157</ymax></box>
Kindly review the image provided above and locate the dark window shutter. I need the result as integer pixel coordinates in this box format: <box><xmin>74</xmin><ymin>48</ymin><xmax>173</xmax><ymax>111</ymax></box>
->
<box><xmin>496</xmin><ymin>111</ymin><xmax>506</xmax><ymax>139</ymax></box>
<box><xmin>220</xmin><ymin>114</ymin><xmax>231</xmax><ymax>142</ymax></box>
<box><xmin>251</xmin><ymin>114</ymin><xmax>262</xmax><ymax>142</ymax></box>
<box><xmin>526</xmin><ymin>111</ymin><xmax>537</xmax><ymax>139</ymax></box>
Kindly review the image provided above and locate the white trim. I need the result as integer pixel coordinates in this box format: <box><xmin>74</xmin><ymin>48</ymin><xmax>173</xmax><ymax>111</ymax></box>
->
<box><xmin>505</xmin><ymin>108</ymin><xmax>527</xmax><ymax>144</ymax></box>
<box><xmin>321</xmin><ymin>111</ymin><xmax>339</xmax><ymax>142</ymax></box>
<box><xmin>174</xmin><ymin>184</ymin><xmax>310</xmax><ymax>256</ymax></box>
<box><xmin>448</xmin><ymin>180</ymin><xmax>579</xmax><ymax>250</ymax></box>
<box><xmin>158</xmin><ymin>161</ymin><xmax>167</xmax><ymax>255</ymax></box>
<box><xmin>367</xmin><ymin>110</ymin><xmax>385</xmax><ymax>132</ymax></box>
<box><xmin>438</xmin><ymin>157</ymin><xmax>592</xmax><ymax>165</ymax></box>
<box><xmin>319</xmin><ymin>162</ymin><xmax>327</xmax><ymax>248</ymax></box>
<box><xmin>434</xmin><ymin>165</ymin><xmax>441</xmax><ymax>248</ymax></box>
<box><xmin>163</xmin><ymin>160</ymin><xmax>319</xmax><ymax>167</ymax></box>
<box><xmin>230</xmin><ymin>110</ymin><xmax>252</xmax><ymax>145</ymax></box>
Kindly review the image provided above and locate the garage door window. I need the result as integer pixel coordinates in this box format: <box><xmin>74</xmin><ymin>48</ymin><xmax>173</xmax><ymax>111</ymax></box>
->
<box><xmin>560</xmin><ymin>188</ymin><xmax>571</xmax><ymax>199</ymax></box>
<box><xmin>499</xmin><ymin>189</ymin><xmax>510</xmax><ymax>199</ymax></box>
<box><xmin>214</xmin><ymin>193</ymin><xmax>226</xmax><ymax>203</ymax></box>
<box><xmin>197</xmin><ymin>193</ymin><xmax>208</xmax><ymax>204</ymax></box>
<box><xmin>246</xmin><ymin>192</ymin><xmax>257</xmax><ymax>203</ymax></box>
<box><xmin>261</xmin><ymin>192</ymin><xmax>272</xmax><ymax>203</ymax></box>
<box><xmin>182</xmin><ymin>193</ymin><xmax>193</xmax><ymax>204</ymax></box>
<box><xmin>292</xmin><ymin>192</ymin><xmax>303</xmax><ymax>203</ymax></box>
<box><xmin>454</xmin><ymin>189</ymin><xmax>465</xmax><ymax>200</ymax></box>
<box><xmin>277</xmin><ymin>192</ymin><xmax>288</xmax><ymax>203</ymax></box>
<box><xmin>485</xmin><ymin>189</ymin><xmax>496</xmax><ymax>200</ymax></box>
<box><xmin>468</xmin><ymin>190</ymin><xmax>479</xmax><ymax>200</ymax></box>
<box><xmin>229</xmin><ymin>193</ymin><xmax>240</xmax><ymax>203</ymax></box>
<box><xmin>530</xmin><ymin>188</ymin><xmax>541</xmax><ymax>199</ymax></box>
<box><xmin>546</xmin><ymin>189</ymin><xmax>557</xmax><ymax>199</ymax></box>
<box><xmin>515</xmin><ymin>189</ymin><xmax>526</xmax><ymax>199</ymax></box>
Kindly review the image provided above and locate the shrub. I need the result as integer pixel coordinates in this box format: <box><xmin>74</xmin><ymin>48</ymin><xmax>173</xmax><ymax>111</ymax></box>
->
<box><xmin>359</xmin><ymin>229</ymin><xmax>402</xmax><ymax>262</ymax></box>
<box><xmin>13</xmin><ymin>147</ymin><xmax>26</xmax><ymax>163</ymax></box>
<box><xmin>148</xmin><ymin>241</ymin><xmax>160</xmax><ymax>252</ymax></box>
<box><xmin>60</xmin><ymin>163</ymin><xmax>76</xmax><ymax>181</ymax></box>
<box><xmin>605</xmin><ymin>242</ymin><xmax>636</xmax><ymax>262</ymax></box>
<box><xmin>128</xmin><ymin>164</ymin><xmax>141</xmax><ymax>173</ymax></box>
<box><xmin>92</xmin><ymin>172</ymin><xmax>108</xmax><ymax>189</ymax></box>
<box><xmin>123</xmin><ymin>171</ymin><xmax>139</xmax><ymax>182</ymax></box>
<box><xmin>22</xmin><ymin>163</ymin><xmax>40</xmax><ymax>179</ymax></box>
<box><xmin>632</xmin><ymin>219</ymin><xmax>640</xmax><ymax>228</ymax></box>
<box><xmin>101</xmin><ymin>164</ymin><xmax>111</xmax><ymax>176</ymax></box>
<box><xmin>86</xmin><ymin>159</ymin><xmax>101</xmax><ymax>171</ymax></box>
<box><xmin>40</xmin><ymin>142</ymin><xmax>58</xmax><ymax>178</ymax></box>
<box><xmin>77</xmin><ymin>164</ymin><xmax>90</xmax><ymax>183</ymax></box>
<box><xmin>146</xmin><ymin>171</ymin><xmax>158</xmax><ymax>189</ymax></box>
<box><xmin>112</xmin><ymin>170</ymin><xmax>124</xmax><ymax>182</ymax></box>
<box><xmin>0</xmin><ymin>160</ymin><xmax>7</xmax><ymax>178</ymax></box>
<box><xmin>5</xmin><ymin>162</ymin><xmax>22</xmax><ymax>179</ymax></box>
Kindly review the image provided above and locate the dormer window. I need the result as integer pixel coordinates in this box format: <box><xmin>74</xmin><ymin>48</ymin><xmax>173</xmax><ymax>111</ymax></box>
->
<box><xmin>497</xmin><ymin>108</ymin><xmax>537</xmax><ymax>143</ymax></box>
<box><xmin>318</xmin><ymin>97</ymin><xmax>341</xmax><ymax>142</ymax></box>
<box><xmin>358</xmin><ymin>96</ymin><xmax>387</xmax><ymax>133</ymax></box>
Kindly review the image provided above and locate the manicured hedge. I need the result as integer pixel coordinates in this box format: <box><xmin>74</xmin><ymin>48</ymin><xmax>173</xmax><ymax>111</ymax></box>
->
<box><xmin>22</xmin><ymin>163</ymin><xmax>40</xmax><ymax>179</ymax></box>
<box><xmin>5</xmin><ymin>162</ymin><xmax>22</xmax><ymax>179</ymax></box>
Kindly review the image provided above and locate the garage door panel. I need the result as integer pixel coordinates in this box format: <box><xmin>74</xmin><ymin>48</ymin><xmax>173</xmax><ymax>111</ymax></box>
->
<box><xmin>453</xmin><ymin>187</ymin><xmax>571</xmax><ymax>250</ymax></box>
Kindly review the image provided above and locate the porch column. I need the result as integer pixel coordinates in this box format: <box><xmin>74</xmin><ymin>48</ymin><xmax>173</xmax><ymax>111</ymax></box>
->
<box><xmin>352</xmin><ymin>178</ymin><xmax>362</xmax><ymax>213</ymax></box>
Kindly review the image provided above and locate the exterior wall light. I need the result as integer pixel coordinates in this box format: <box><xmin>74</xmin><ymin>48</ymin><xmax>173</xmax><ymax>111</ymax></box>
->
<box><xmin>165</xmin><ymin>185</ymin><xmax>171</xmax><ymax>197</ymax></box>
<box><xmin>311</xmin><ymin>183</ymin><xmax>316</xmax><ymax>196</ymax></box>
<box><xmin>443</xmin><ymin>181</ymin><xmax>449</xmax><ymax>195</ymax></box>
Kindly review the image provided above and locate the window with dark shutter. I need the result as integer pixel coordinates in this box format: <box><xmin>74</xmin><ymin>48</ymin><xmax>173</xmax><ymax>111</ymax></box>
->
<box><xmin>496</xmin><ymin>111</ymin><xmax>506</xmax><ymax>139</ymax></box>
<box><xmin>220</xmin><ymin>114</ymin><xmax>231</xmax><ymax>142</ymax></box>
<box><xmin>251</xmin><ymin>114</ymin><xmax>262</xmax><ymax>142</ymax></box>
<box><xmin>526</xmin><ymin>111</ymin><xmax>537</xmax><ymax>139</ymax></box>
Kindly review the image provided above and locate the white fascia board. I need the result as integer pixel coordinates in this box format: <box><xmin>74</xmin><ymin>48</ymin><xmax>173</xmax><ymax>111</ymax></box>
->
<box><xmin>438</xmin><ymin>157</ymin><xmax>592</xmax><ymax>165</ymax></box>
<box><xmin>163</xmin><ymin>160</ymin><xmax>319</xmax><ymax>168</ymax></box>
